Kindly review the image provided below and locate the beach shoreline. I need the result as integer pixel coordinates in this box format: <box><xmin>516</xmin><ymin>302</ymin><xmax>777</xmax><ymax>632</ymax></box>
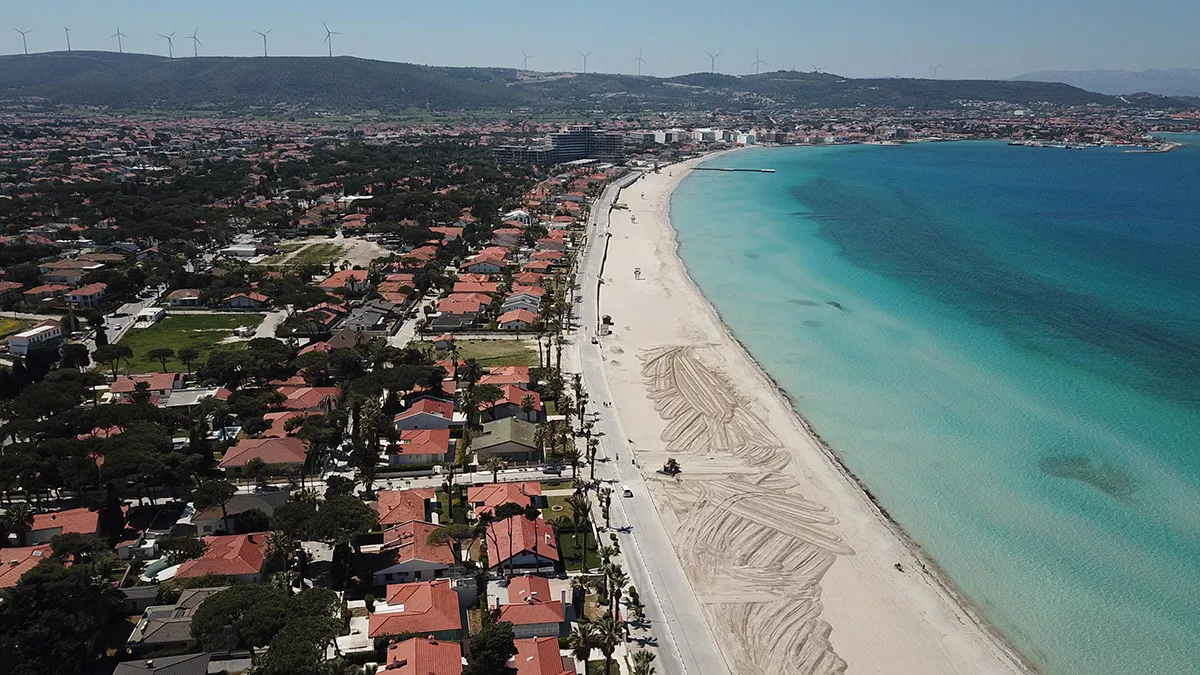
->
<box><xmin>590</xmin><ymin>150</ymin><xmax>1035</xmax><ymax>674</ymax></box>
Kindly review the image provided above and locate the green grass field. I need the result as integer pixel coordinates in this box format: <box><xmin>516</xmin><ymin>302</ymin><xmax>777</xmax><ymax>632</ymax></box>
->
<box><xmin>418</xmin><ymin>339</ymin><xmax>539</xmax><ymax>367</ymax></box>
<box><xmin>0</xmin><ymin>317</ymin><xmax>33</xmax><ymax>338</ymax></box>
<box><xmin>290</xmin><ymin>243</ymin><xmax>346</xmax><ymax>266</ymax></box>
<box><xmin>557</xmin><ymin>528</ymin><xmax>601</xmax><ymax>572</ymax></box>
<box><xmin>116</xmin><ymin>314</ymin><xmax>263</xmax><ymax>373</ymax></box>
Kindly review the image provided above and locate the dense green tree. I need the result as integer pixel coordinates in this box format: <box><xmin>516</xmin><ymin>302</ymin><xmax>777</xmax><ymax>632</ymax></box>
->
<box><xmin>194</xmin><ymin>479</ymin><xmax>238</xmax><ymax>523</ymax></box>
<box><xmin>147</xmin><ymin>347</ymin><xmax>175</xmax><ymax>372</ymax></box>
<box><xmin>463</xmin><ymin>620</ymin><xmax>518</xmax><ymax>675</ymax></box>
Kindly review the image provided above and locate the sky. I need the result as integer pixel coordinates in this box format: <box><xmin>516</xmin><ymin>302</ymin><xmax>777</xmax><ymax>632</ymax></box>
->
<box><xmin>3</xmin><ymin>0</ymin><xmax>1199</xmax><ymax>79</ymax></box>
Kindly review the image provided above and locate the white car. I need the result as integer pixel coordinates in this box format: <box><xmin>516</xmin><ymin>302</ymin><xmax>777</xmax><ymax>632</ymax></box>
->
<box><xmin>622</xmin><ymin>485</ymin><xmax>633</xmax><ymax>498</ymax></box>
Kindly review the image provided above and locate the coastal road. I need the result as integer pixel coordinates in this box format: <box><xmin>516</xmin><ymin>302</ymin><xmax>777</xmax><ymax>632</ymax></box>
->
<box><xmin>571</xmin><ymin>171</ymin><xmax>731</xmax><ymax>675</ymax></box>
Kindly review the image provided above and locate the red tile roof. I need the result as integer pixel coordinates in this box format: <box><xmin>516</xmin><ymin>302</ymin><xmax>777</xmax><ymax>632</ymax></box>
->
<box><xmin>31</xmin><ymin>507</ymin><xmax>98</xmax><ymax>535</ymax></box>
<box><xmin>175</xmin><ymin>532</ymin><xmax>267</xmax><ymax>579</ymax></box>
<box><xmin>375</xmin><ymin>488</ymin><xmax>437</xmax><ymax>528</ymax></box>
<box><xmin>385</xmin><ymin>636</ymin><xmax>463</xmax><ymax>675</ymax></box>
<box><xmin>394</xmin><ymin>398</ymin><xmax>454</xmax><ymax>423</ymax></box>
<box><xmin>479</xmin><ymin>366</ymin><xmax>532</xmax><ymax>388</ymax></box>
<box><xmin>498</xmin><ymin>309</ymin><xmax>538</xmax><ymax>326</ymax></box>
<box><xmin>0</xmin><ymin>545</ymin><xmax>51</xmax><ymax>589</ymax></box>
<box><xmin>514</xmin><ymin>637</ymin><xmax>575</xmax><ymax>675</ymax></box>
<box><xmin>468</xmin><ymin>482</ymin><xmax>541</xmax><ymax>518</ymax></box>
<box><xmin>276</xmin><ymin>385</ymin><xmax>340</xmax><ymax>411</ymax></box>
<box><xmin>498</xmin><ymin>575</ymin><xmax>564</xmax><ymax>627</ymax></box>
<box><xmin>368</xmin><ymin>580</ymin><xmax>462</xmax><ymax>638</ymax></box>
<box><xmin>486</xmin><ymin>515</ymin><xmax>559</xmax><ymax>567</ymax></box>
<box><xmin>481</xmin><ymin>385</ymin><xmax>542</xmax><ymax>412</ymax></box>
<box><xmin>219</xmin><ymin>437</ymin><xmax>307</xmax><ymax>468</ymax></box>
<box><xmin>111</xmin><ymin>372</ymin><xmax>181</xmax><ymax>394</ymax></box>
<box><xmin>262</xmin><ymin>410</ymin><xmax>314</xmax><ymax>438</ymax></box>
<box><xmin>381</xmin><ymin>520</ymin><xmax>456</xmax><ymax>566</ymax></box>
<box><xmin>319</xmin><ymin>269</ymin><xmax>369</xmax><ymax>289</ymax></box>
<box><xmin>393</xmin><ymin>428</ymin><xmax>451</xmax><ymax>458</ymax></box>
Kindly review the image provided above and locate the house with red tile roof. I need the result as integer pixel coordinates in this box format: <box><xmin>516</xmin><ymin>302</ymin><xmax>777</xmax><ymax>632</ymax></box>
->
<box><xmin>496</xmin><ymin>575</ymin><xmax>567</xmax><ymax>639</ymax></box>
<box><xmin>275</xmin><ymin>385</ymin><xmax>340</xmax><ymax>412</ymax></box>
<box><xmin>513</xmin><ymin>272</ymin><xmax>546</xmax><ymax>286</ymax></box>
<box><xmin>523</xmin><ymin>260</ymin><xmax>556</xmax><ymax>274</ymax></box>
<box><xmin>479</xmin><ymin>366</ymin><xmax>532</xmax><ymax>388</ymax></box>
<box><xmin>262</xmin><ymin>410</ymin><xmax>315</xmax><ymax>438</ymax></box>
<box><xmin>384</xmin><ymin>636</ymin><xmax>464</xmax><ymax>675</ymax></box>
<box><xmin>319</xmin><ymin>269</ymin><xmax>370</xmax><ymax>293</ymax></box>
<box><xmin>0</xmin><ymin>545</ymin><xmax>51</xmax><ymax>588</ymax></box>
<box><xmin>25</xmin><ymin>507</ymin><xmax>99</xmax><ymax>545</ymax></box>
<box><xmin>111</xmin><ymin>373</ymin><xmax>185</xmax><ymax>402</ymax></box>
<box><xmin>467</xmin><ymin>482</ymin><xmax>542</xmax><ymax>519</ymax></box>
<box><xmin>486</xmin><ymin>515</ymin><xmax>559</xmax><ymax>573</ymax></box>
<box><xmin>463</xmin><ymin>249</ymin><xmax>508</xmax><ymax>275</ymax></box>
<box><xmin>498</xmin><ymin>309</ymin><xmax>538</xmax><ymax>331</ymax></box>
<box><xmin>429</xmin><ymin>226</ymin><xmax>464</xmax><ymax>241</ymax></box>
<box><xmin>167</xmin><ymin>288</ymin><xmax>203</xmax><ymax>307</ymax></box>
<box><xmin>452</xmin><ymin>281</ymin><xmax>500</xmax><ymax>295</ymax></box>
<box><xmin>67</xmin><ymin>282</ymin><xmax>107</xmax><ymax>307</ymax></box>
<box><xmin>219</xmin><ymin>437</ymin><xmax>307</xmax><ymax>473</ymax></box>
<box><xmin>387</xmin><ymin>428</ymin><xmax>453</xmax><ymax>467</ymax></box>
<box><xmin>367</xmin><ymin>580</ymin><xmax>463</xmax><ymax>640</ymax></box>
<box><xmin>225</xmin><ymin>292</ymin><xmax>269</xmax><ymax>309</ymax></box>
<box><xmin>175</xmin><ymin>532</ymin><xmax>267</xmax><ymax>584</ymax></box>
<box><xmin>455</xmin><ymin>273</ymin><xmax>492</xmax><ymax>284</ymax></box>
<box><xmin>372</xmin><ymin>520</ymin><xmax>457</xmax><ymax>586</ymax></box>
<box><xmin>22</xmin><ymin>283</ymin><xmax>71</xmax><ymax>303</ymax></box>
<box><xmin>479</xmin><ymin>385</ymin><xmax>543</xmax><ymax>423</ymax></box>
<box><xmin>393</xmin><ymin>398</ymin><xmax>455</xmax><ymax>431</ymax></box>
<box><xmin>375</xmin><ymin>488</ymin><xmax>437</xmax><ymax>528</ymax></box>
<box><xmin>513</xmin><ymin>636</ymin><xmax>576</xmax><ymax>675</ymax></box>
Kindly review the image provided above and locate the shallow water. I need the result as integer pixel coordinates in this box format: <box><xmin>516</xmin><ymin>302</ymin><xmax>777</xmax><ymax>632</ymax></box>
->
<box><xmin>670</xmin><ymin>138</ymin><xmax>1200</xmax><ymax>675</ymax></box>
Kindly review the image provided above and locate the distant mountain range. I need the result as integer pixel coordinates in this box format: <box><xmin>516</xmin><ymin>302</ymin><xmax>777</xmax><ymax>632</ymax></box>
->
<box><xmin>1015</xmin><ymin>69</ymin><xmax>1200</xmax><ymax>97</ymax></box>
<box><xmin>0</xmin><ymin>51</ymin><xmax>1193</xmax><ymax>112</ymax></box>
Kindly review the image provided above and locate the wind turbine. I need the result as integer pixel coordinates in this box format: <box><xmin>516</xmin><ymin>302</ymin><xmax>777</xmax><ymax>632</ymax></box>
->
<box><xmin>930</xmin><ymin>64</ymin><xmax>941</xmax><ymax>79</ymax></box>
<box><xmin>705</xmin><ymin>50</ymin><xmax>721</xmax><ymax>73</ymax></box>
<box><xmin>63</xmin><ymin>26</ymin><xmax>72</xmax><ymax>52</ymax></box>
<box><xmin>188</xmin><ymin>28</ymin><xmax>201</xmax><ymax>57</ymax></box>
<box><xmin>13</xmin><ymin>28</ymin><xmax>32</xmax><ymax>56</ymax></box>
<box><xmin>322</xmin><ymin>22</ymin><xmax>340</xmax><ymax>57</ymax></box>
<box><xmin>811</xmin><ymin>62</ymin><xmax>826</xmax><ymax>74</ymax></box>
<box><xmin>751</xmin><ymin>49</ymin><xmax>767</xmax><ymax>75</ymax></box>
<box><xmin>634</xmin><ymin>48</ymin><xmax>646</xmax><ymax>77</ymax></box>
<box><xmin>254</xmin><ymin>29</ymin><xmax>271</xmax><ymax>57</ymax></box>
<box><xmin>111</xmin><ymin>23</ymin><xmax>129</xmax><ymax>53</ymax></box>
<box><xmin>521</xmin><ymin>50</ymin><xmax>533</xmax><ymax>71</ymax></box>
<box><xmin>578</xmin><ymin>50</ymin><xmax>591</xmax><ymax>74</ymax></box>
<box><xmin>158</xmin><ymin>30</ymin><xmax>177</xmax><ymax>58</ymax></box>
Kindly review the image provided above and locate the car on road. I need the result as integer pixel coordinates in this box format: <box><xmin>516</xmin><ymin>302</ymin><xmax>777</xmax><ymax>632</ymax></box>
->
<box><xmin>622</xmin><ymin>485</ymin><xmax>633</xmax><ymax>497</ymax></box>
<box><xmin>590</xmin><ymin>337</ymin><xmax>598</xmax><ymax>344</ymax></box>
<box><xmin>542</xmin><ymin>465</ymin><xmax>563</xmax><ymax>475</ymax></box>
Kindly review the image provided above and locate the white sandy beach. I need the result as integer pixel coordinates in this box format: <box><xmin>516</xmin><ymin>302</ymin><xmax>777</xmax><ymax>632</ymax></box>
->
<box><xmin>589</xmin><ymin>154</ymin><xmax>1032</xmax><ymax>674</ymax></box>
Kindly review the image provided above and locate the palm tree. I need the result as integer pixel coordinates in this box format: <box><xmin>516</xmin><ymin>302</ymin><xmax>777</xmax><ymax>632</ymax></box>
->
<box><xmin>608</xmin><ymin>566</ymin><xmax>629</xmax><ymax>621</ymax></box>
<box><xmin>568</xmin><ymin>620</ymin><xmax>598</xmax><ymax>673</ymax></box>
<box><xmin>484</xmin><ymin>457</ymin><xmax>506</xmax><ymax>483</ymax></box>
<box><xmin>561</xmin><ymin>445</ymin><xmax>581</xmax><ymax>479</ymax></box>
<box><xmin>595</xmin><ymin>615</ymin><xmax>623</xmax><ymax>675</ymax></box>
<box><xmin>566</xmin><ymin>492</ymin><xmax>592</xmax><ymax>572</ymax></box>
<box><xmin>1</xmin><ymin>502</ymin><xmax>35</xmax><ymax>546</ymax></box>
<box><xmin>587</xmin><ymin>437</ymin><xmax>600</xmax><ymax>482</ymax></box>
<box><xmin>631</xmin><ymin>650</ymin><xmax>657</xmax><ymax>675</ymax></box>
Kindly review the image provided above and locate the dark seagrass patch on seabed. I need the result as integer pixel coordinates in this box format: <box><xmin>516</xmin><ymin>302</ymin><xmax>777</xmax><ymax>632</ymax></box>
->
<box><xmin>1039</xmin><ymin>455</ymin><xmax>1136</xmax><ymax>499</ymax></box>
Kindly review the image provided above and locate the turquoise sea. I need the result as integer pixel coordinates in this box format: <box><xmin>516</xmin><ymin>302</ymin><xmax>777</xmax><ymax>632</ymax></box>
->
<box><xmin>670</xmin><ymin>137</ymin><xmax>1200</xmax><ymax>675</ymax></box>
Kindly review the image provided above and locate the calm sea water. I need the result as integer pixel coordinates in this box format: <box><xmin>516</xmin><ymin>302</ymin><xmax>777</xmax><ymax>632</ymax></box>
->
<box><xmin>670</xmin><ymin>137</ymin><xmax>1200</xmax><ymax>675</ymax></box>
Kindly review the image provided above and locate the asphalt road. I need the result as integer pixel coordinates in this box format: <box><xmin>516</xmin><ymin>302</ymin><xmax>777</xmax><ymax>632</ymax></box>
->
<box><xmin>572</xmin><ymin>173</ymin><xmax>731</xmax><ymax>675</ymax></box>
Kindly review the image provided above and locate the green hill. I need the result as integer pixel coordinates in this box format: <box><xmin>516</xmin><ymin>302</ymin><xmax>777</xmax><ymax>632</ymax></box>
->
<box><xmin>0</xmin><ymin>51</ymin><xmax>1191</xmax><ymax>112</ymax></box>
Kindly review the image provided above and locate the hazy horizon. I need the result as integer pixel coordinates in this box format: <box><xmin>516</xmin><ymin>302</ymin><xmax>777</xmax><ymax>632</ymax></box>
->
<box><xmin>3</xmin><ymin>0</ymin><xmax>1198</xmax><ymax>80</ymax></box>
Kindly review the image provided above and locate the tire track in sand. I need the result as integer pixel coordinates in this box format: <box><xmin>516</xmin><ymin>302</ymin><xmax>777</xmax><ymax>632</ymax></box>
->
<box><xmin>640</xmin><ymin>345</ymin><xmax>852</xmax><ymax>675</ymax></box>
